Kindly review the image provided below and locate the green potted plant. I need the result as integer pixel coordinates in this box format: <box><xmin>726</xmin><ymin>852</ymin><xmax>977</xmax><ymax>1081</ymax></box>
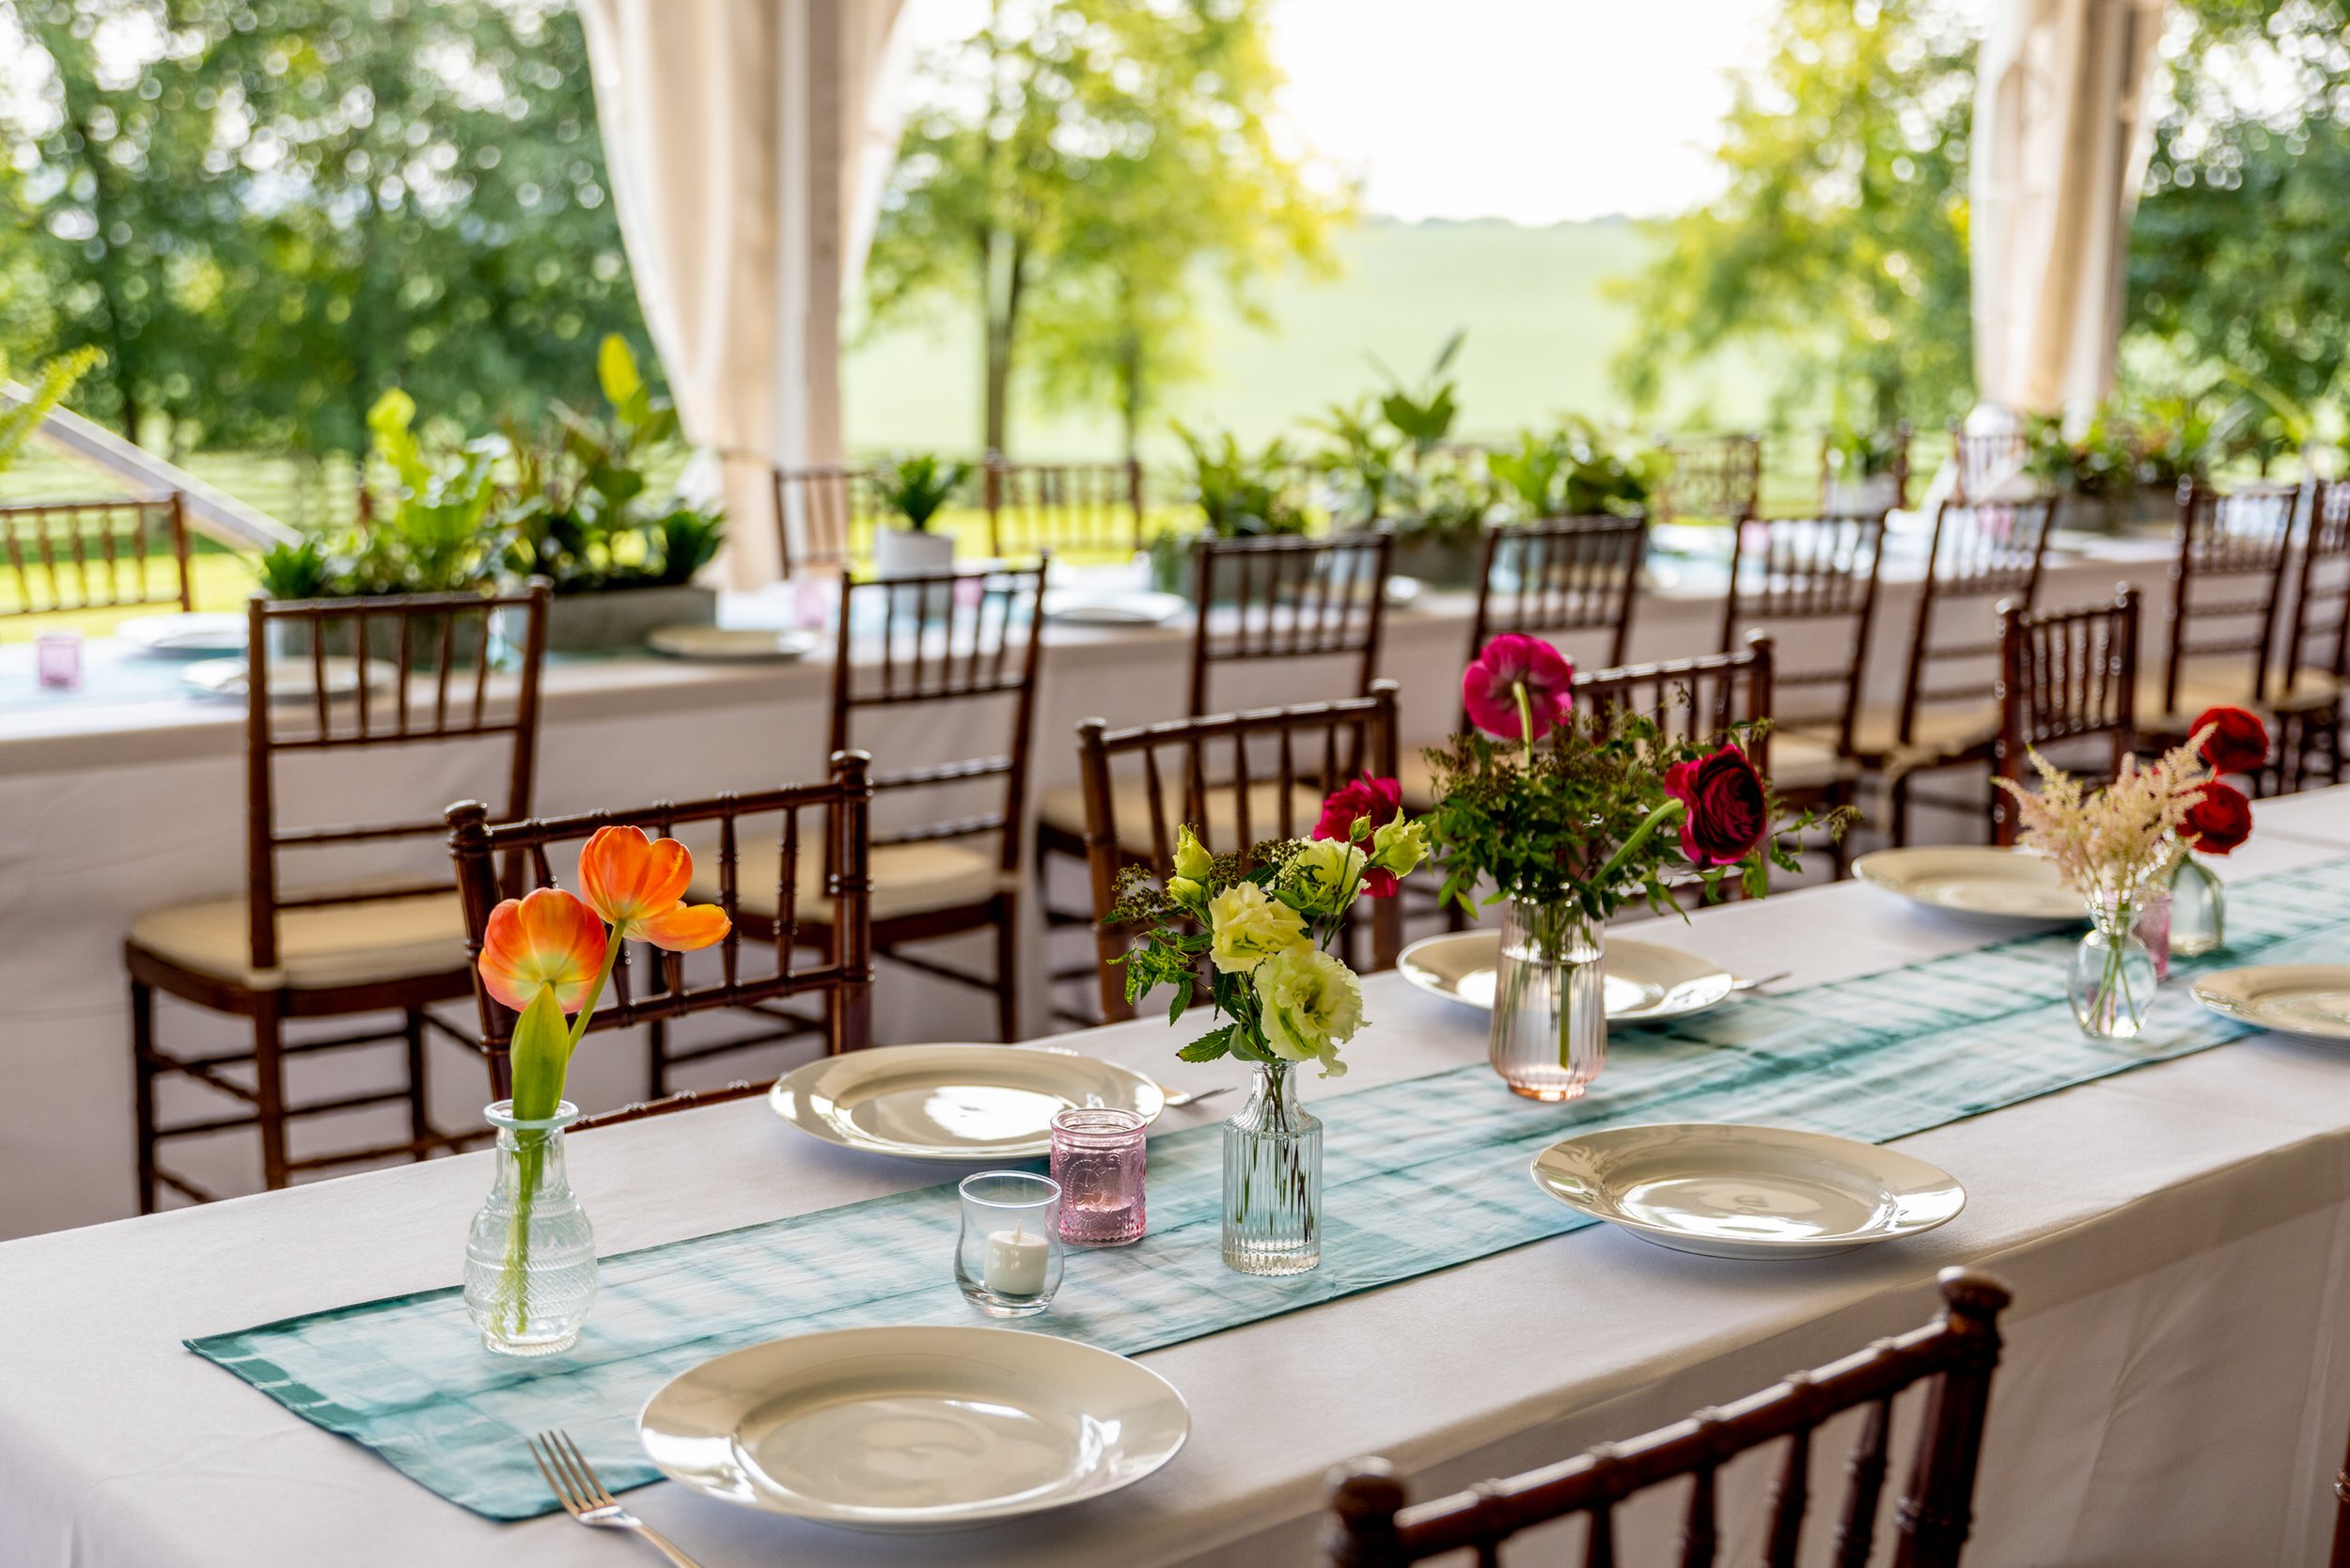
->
<box><xmin>504</xmin><ymin>337</ymin><xmax>727</xmax><ymax>651</ymax></box>
<box><xmin>870</xmin><ymin>453</ymin><xmax>971</xmax><ymax>579</ymax></box>
<box><xmin>1313</xmin><ymin>332</ymin><xmax>1492</xmax><ymax>587</ymax></box>
<box><xmin>1488</xmin><ymin>416</ymin><xmax>1661</xmax><ymax>521</ymax></box>
<box><xmin>1151</xmin><ymin>425</ymin><xmax>1309</xmax><ymax>598</ymax></box>
<box><xmin>2025</xmin><ymin>400</ymin><xmax>2164</xmax><ymax>533</ymax></box>
<box><xmin>1821</xmin><ymin>419</ymin><xmax>1909</xmax><ymax>513</ymax></box>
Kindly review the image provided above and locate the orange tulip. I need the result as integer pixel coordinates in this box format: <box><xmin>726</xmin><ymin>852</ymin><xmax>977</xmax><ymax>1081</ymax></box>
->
<box><xmin>577</xmin><ymin>823</ymin><xmax>730</xmax><ymax>951</ymax></box>
<box><xmin>478</xmin><ymin>887</ymin><xmax>608</xmax><ymax>1015</ymax></box>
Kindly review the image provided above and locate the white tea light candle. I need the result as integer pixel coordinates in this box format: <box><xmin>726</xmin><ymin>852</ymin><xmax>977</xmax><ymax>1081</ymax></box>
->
<box><xmin>955</xmin><ymin>1171</ymin><xmax>1065</xmax><ymax>1317</ymax></box>
<box><xmin>983</xmin><ymin>1224</ymin><xmax>1051</xmax><ymax>1296</ymax></box>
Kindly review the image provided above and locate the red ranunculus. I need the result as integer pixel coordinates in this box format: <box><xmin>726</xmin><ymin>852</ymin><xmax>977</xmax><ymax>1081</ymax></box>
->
<box><xmin>2193</xmin><ymin>706</ymin><xmax>2269</xmax><ymax>777</ymax></box>
<box><xmin>1462</xmin><ymin>634</ymin><xmax>1574</xmax><ymax>742</ymax></box>
<box><xmin>1313</xmin><ymin>775</ymin><xmax>1403</xmax><ymax>896</ymax></box>
<box><xmin>2181</xmin><ymin>779</ymin><xmax>2253</xmax><ymax>855</ymax></box>
<box><xmin>1662</xmin><ymin>744</ymin><xmax>1770</xmax><ymax>869</ymax></box>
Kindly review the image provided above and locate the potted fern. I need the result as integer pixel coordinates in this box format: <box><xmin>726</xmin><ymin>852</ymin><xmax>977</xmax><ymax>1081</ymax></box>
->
<box><xmin>871</xmin><ymin>453</ymin><xmax>970</xmax><ymax>579</ymax></box>
<box><xmin>1151</xmin><ymin>425</ymin><xmax>1309</xmax><ymax>598</ymax></box>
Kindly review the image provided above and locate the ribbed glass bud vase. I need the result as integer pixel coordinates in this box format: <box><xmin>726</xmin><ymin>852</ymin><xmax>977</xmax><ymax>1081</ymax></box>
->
<box><xmin>1222</xmin><ymin>1060</ymin><xmax>1321</xmax><ymax>1276</ymax></box>
<box><xmin>1489</xmin><ymin>898</ymin><xmax>1607</xmax><ymax>1101</ymax></box>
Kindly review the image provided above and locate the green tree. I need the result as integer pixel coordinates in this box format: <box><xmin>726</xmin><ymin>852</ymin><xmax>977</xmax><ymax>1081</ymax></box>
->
<box><xmin>1609</xmin><ymin>0</ymin><xmax>1977</xmax><ymax>431</ymax></box>
<box><xmin>863</xmin><ymin>0</ymin><xmax>1344</xmax><ymax>457</ymax></box>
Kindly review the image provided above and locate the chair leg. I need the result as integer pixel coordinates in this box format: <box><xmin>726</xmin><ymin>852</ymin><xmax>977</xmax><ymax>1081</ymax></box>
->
<box><xmin>1889</xmin><ymin>774</ymin><xmax>1912</xmax><ymax>849</ymax></box>
<box><xmin>401</xmin><ymin>1007</ymin><xmax>431</xmax><ymax>1152</ymax></box>
<box><xmin>994</xmin><ymin>895</ymin><xmax>1022</xmax><ymax>1044</ymax></box>
<box><xmin>648</xmin><ymin>1017</ymin><xmax>670</xmax><ymax>1099</ymax></box>
<box><xmin>130</xmin><ymin>978</ymin><xmax>159</xmax><ymax>1214</ymax></box>
<box><xmin>252</xmin><ymin>996</ymin><xmax>290</xmax><ymax>1191</ymax></box>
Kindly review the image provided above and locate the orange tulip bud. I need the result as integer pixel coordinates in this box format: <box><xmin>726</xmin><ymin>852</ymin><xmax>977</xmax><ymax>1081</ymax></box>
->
<box><xmin>577</xmin><ymin>823</ymin><xmax>730</xmax><ymax>951</ymax></box>
<box><xmin>478</xmin><ymin>887</ymin><xmax>608</xmax><ymax>1015</ymax></box>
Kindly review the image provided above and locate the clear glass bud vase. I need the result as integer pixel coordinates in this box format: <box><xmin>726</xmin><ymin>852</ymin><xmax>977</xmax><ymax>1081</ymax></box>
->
<box><xmin>464</xmin><ymin>1101</ymin><xmax>597</xmax><ymax>1356</ymax></box>
<box><xmin>2169</xmin><ymin>853</ymin><xmax>2225</xmax><ymax>957</ymax></box>
<box><xmin>1222</xmin><ymin>1060</ymin><xmax>1321</xmax><ymax>1276</ymax></box>
<box><xmin>2069</xmin><ymin>896</ymin><xmax>2157</xmax><ymax>1040</ymax></box>
<box><xmin>1490</xmin><ymin>899</ymin><xmax>1606</xmax><ymax>1101</ymax></box>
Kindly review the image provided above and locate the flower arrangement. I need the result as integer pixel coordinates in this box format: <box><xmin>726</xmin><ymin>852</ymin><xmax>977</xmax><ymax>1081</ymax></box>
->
<box><xmin>1108</xmin><ymin>800</ymin><xmax>1428</xmax><ymax>1077</ymax></box>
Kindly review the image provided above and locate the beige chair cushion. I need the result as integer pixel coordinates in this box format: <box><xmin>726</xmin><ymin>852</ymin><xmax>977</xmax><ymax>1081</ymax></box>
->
<box><xmin>1038</xmin><ymin>779</ymin><xmax>1328</xmax><ymax>860</ymax></box>
<box><xmin>1850</xmin><ymin>704</ymin><xmax>1997</xmax><ymax>771</ymax></box>
<box><xmin>1398</xmin><ymin>746</ymin><xmax>1441</xmax><ymax>813</ymax></box>
<box><xmin>688</xmin><ymin>836</ymin><xmax>1014</xmax><ymax>925</ymax></box>
<box><xmin>129</xmin><ymin>890</ymin><xmax>467</xmax><ymax>990</ymax></box>
<box><xmin>1763</xmin><ymin>731</ymin><xmax>1860</xmax><ymax>792</ymax></box>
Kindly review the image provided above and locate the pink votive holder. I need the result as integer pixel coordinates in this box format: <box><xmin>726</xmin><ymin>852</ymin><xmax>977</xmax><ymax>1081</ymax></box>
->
<box><xmin>35</xmin><ymin>630</ymin><xmax>84</xmax><ymax>692</ymax></box>
<box><xmin>1048</xmin><ymin>1106</ymin><xmax>1148</xmax><ymax>1247</ymax></box>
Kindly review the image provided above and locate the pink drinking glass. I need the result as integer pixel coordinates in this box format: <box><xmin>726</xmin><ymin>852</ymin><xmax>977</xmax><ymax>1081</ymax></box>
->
<box><xmin>35</xmin><ymin>630</ymin><xmax>84</xmax><ymax>692</ymax></box>
<box><xmin>1048</xmin><ymin>1106</ymin><xmax>1147</xmax><ymax>1247</ymax></box>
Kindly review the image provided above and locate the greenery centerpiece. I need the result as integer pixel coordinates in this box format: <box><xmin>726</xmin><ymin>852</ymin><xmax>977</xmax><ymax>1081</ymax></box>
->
<box><xmin>1108</xmin><ymin>798</ymin><xmax>1429</xmax><ymax>1275</ymax></box>
<box><xmin>1311</xmin><ymin>332</ymin><xmax>1493</xmax><ymax>587</ymax></box>
<box><xmin>1150</xmin><ymin>425</ymin><xmax>1309</xmax><ymax>597</ymax></box>
<box><xmin>870</xmin><ymin>453</ymin><xmax>973</xmax><ymax>580</ymax></box>
<box><xmin>1424</xmin><ymin>634</ymin><xmax>1838</xmax><ymax>1099</ymax></box>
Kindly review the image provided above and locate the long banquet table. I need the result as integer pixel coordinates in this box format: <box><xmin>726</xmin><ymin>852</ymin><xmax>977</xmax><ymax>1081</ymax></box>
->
<box><xmin>0</xmin><ymin>530</ymin><xmax>2195</xmax><ymax>1237</ymax></box>
<box><xmin>3</xmin><ymin>786</ymin><xmax>2348</xmax><ymax>1567</ymax></box>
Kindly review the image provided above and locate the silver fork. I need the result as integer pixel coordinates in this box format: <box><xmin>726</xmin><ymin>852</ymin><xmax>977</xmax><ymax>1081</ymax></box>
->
<box><xmin>1158</xmin><ymin>1082</ymin><xmax>1235</xmax><ymax>1109</ymax></box>
<box><xmin>528</xmin><ymin>1429</ymin><xmax>704</xmax><ymax>1568</ymax></box>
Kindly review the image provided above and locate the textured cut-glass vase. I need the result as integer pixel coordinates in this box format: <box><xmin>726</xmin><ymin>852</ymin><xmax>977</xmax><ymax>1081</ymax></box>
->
<box><xmin>2133</xmin><ymin>888</ymin><xmax>2173</xmax><ymax>980</ymax></box>
<box><xmin>1223</xmin><ymin>1060</ymin><xmax>1322</xmax><ymax>1276</ymax></box>
<box><xmin>2069</xmin><ymin>896</ymin><xmax>2157</xmax><ymax>1040</ymax></box>
<box><xmin>2169</xmin><ymin>853</ymin><xmax>2225</xmax><ymax>957</ymax></box>
<box><xmin>463</xmin><ymin>1101</ymin><xmax>597</xmax><ymax>1356</ymax></box>
<box><xmin>1490</xmin><ymin>899</ymin><xmax>1606</xmax><ymax>1101</ymax></box>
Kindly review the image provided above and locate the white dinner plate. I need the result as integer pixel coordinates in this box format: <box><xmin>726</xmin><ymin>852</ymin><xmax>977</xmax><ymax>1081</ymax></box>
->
<box><xmin>180</xmin><ymin>656</ymin><xmax>397</xmax><ymax>703</ymax></box>
<box><xmin>1529</xmin><ymin>1122</ymin><xmax>1966</xmax><ymax>1260</ymax></box>
<box><xmin>639</xmin><ymin>1325</ymin><xmax>1189</xmax><ymax>1531</ymax></box>
<box><xmin>770</xmin><ymin>1044</ymin><xmax>1166</xmax><ymax>1160</ymax></box>
<box><xmin>1041</xmin><ymin>588</ymin><xmax>1190</xmax><ymax>626</ymax></box>
<box><xmin>645</xmin><ymin>625</ymin><xmax>821</xmax><ymax>661</ymax></box>
<box><xmin>1851</xmin><ymin>846</ymin><xmax>2080</xmax><ymax>924</ymax></box>
<box><xmin>1397</xmin><ymin>932</ymin><xmax>1742</xmax><ymax>1024</ymax></box>
<box><xmin>2190</xmin><ymin>965</ymin><xmax>2350</xmax><ymax>1043</ymax></box>
<box><xmin>118</xmin><ymin>612</ymin><xmax>247</xmax><ymax>654</ymax></box>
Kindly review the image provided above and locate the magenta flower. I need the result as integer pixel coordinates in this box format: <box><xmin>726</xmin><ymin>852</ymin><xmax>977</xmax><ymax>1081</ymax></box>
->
<box><xmin>1462</xmin><ymin>634</ymin><xmax>1574</xmax><ymax>742</ymax></box>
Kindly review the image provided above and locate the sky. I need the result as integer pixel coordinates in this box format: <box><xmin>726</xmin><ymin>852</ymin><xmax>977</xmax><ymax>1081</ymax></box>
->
<box><xmin>895</xmin><ymin>0</ymin><xmax>1777</xmax><ymax>225</ymax></box>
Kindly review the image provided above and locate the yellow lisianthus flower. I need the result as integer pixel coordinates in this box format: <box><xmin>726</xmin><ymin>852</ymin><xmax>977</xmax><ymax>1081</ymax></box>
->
<box><xmin>1278</xmin><ymin>837</ymin><xmax>1369</xmax><ymax>918</ymax></box>
<box><xmin>1207</xmin><ymin>882</ymin><xmax>1309</xmax><ymax>974</ymax></box>
<box><xmin>1254</xmin><ymin>946</ymin><xmax>1365</xmax><ymax>1077</ymax></box>
<box><xmin>1369</xmin><ymin>816</ymin><xmax>1429</xmax><ymax>880</ymax></box>
<box><xmin>1172</xmin><ymin>823</ymin><xmax>1214</xmax><ymax>883</ymax></box>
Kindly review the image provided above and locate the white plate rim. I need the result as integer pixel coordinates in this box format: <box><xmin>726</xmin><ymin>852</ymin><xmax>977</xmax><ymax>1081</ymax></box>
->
<box><xmin>1527</xmin><ymin>1121</ymin><xmax>1967</xmax><ymax>1254</ymax></box>
<box><xmin>645</xmin><ymin>625</ymin><xmax>822</xmax><ymax>661</ymax></box>
<box><xmin>180</xmin><ymin>655</ymin><xmax>395</xmax><ymax>701</ymax></box>
<box><xmin>2189</xmin><ymin>964</ymin><xmax>2350</xmax><ymax>1042</ymax></box>
<box><xmin>118</xmin><ymin>611</ymin><xmax>248</xmax><ymax>653</ymax></box>
<box><xmin>636</xmin><ymin>1325</ymin><xmax>1192</xmax><ymax>1528</ymax></box>
<box><xmin>1040</xmin><ymin>588</ymin><xmax>1190</xmax><ymax>626</ymax></box>
<box><xmin>769</xmin><ymin>1043</ymin><xmax>1167</xmax><ymax>1160</ymax></box>
<box><xmin>1395</xmin><ymin>931</ymin><xmax>1740</xmax><ymax>1023</ymax></box>
<box><xmin>1850</xmin><ymin>845</ymin><xmax>2081</xmax><ymax>922</ymax></box>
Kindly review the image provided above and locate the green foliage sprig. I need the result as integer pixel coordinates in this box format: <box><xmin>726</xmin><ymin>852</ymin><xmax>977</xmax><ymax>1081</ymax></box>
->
<box><xmin>0</xmin><ymin>348</ymin><xmax>102</xmax><ymax>475</ymax></box>
<box><xmin>871</xmin><ymin>453</ymin><xmax>973</xmax><ymax>532</ymax></box>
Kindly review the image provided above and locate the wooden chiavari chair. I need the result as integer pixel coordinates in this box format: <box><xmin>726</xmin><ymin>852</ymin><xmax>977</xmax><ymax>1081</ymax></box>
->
<box><xmin>1719</xmin><ymin>515</ymin><xmax>1887</xmax><ymax>867</ymax></box>
<box><xmin>1323</xmin><ymin>1268</ymin><xmax>2013</xmax><ymax>1568</ymax></box>
<box><xmin>2146</xmin><ymin>480</ymin><xmax>2301</xmax><ymax>751</ymax></box>
<box><xmin>1993</xmin><ymin>588</ymin><xmax>2140</xmax><ymax>843</ymax></box>
<box><xmin>1075</xmin><ymin>683</ymin><xmax>1402</xmax><ymax>1022</ymax></box>
<box><xmin>444</xmin><ymin>752</ymin><xmax>873</xmax><ymax>1121</ymax></box>
<box><xmin>2279</xmin><ymin>479</ymin><xmax>2350</xmax><ymax>787</ymax></box>
<box><xmin>1574</xmin><ymin>635</ymin><xmax>1775</xmax><ymax>778</ymax></box>
<box><xmin>1947</xmin><ymin>425</ymin><xmax>2033</xmax><ymax>503</ymax></box>
<box><xmin>983</xmin><ymin>458</ymin><xmax>1146</xmax><ymax>557</ymax></box>
<box><xmin>124</xmin><ymin>585</ymin><xmax>551</xmax><ymax>1208</ymax></box>
<box><xmin>0</xmin><ymin>494</ymin><xmax>192</xmax><ymax>619</ymax></box>
<box><xmin>1655</xmin><ymin>433</ymin><xmax>1762</xmax><ymax>527</ymax></box>
<box><xmin>678</xmin><ymin>567</ymin><xmax>1042</xmax><ymax>1056</ymax></box>
<box><xmin>1872</xmin><ymin>497</ymin><xmax>2059</xmax><ymax>845</ymax></box>
<box><xmin>773</xmin><ymin>463</ymin><xmax>885</xmax><ymax>575</ymax></box>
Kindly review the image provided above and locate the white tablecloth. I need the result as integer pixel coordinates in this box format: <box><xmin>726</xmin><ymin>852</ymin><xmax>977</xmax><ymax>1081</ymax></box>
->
<box><xmin>3</xmin><ymin>788</ymin><xmax>2348</xmax><ymax>1567</ymax></box>
<box><xmin>0</xmin><ymin>539</ymin><xmax>2197</xmax><ymax>1238</ymax></box>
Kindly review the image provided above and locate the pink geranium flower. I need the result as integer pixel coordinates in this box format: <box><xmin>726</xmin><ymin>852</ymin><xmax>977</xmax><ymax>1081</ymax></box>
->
<box><xmin>1462</xmin><ymin>634</ymin><xmax>1574</xmax><ymax>742</ymax></box>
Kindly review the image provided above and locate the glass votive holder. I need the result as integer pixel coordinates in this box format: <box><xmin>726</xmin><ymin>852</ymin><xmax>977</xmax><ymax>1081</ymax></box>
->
<box><xmin>954</xmin><ymin>1171</ymin><xmax>1064</xmax><ymax>1317</ymax></box>
<box><xmin>35</xmin><ymin>630</ymin><xmax>84</xmax><ymax>692</ymax></box>
<box><xmin>1049</xmin><ymin>1107</ymin><xmax>1148</xmax><ymax>1247</ymax></box>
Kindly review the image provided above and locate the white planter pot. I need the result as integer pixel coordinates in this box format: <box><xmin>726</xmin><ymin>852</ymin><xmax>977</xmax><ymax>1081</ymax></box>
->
<box><xmin>1823</xmin><ymin>473</ymin><xmax>1900</xmax><ymax>516</ymax></box>
<box><xmin>874</xmin><ymin>527</ymin><xmax>956</xmax><ymax>579</ymax></box>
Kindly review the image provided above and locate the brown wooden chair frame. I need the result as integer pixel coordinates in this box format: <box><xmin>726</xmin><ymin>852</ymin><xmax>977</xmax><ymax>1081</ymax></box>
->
<box><xmin>774</xmin><ymin>463</ymin><xmax>885</xmax><ymax>576</ymax></box>
<box><xmin>1323</xmin><ymin>1267</ymin><xmax>2013</xmax><ymax>1568</ymax></box>
<box><xmin>1574</xmin><ymin>635</ymin><xmax>1776</xmax><ymax>780</ymax></box>
<box><xmin>1076</xmin><ymin>683</ymin><xmax>1403</xmax><ymax>1022</ymax></box>
<box><xmin>445</xmin><ymin>751</ymin><xmax>874</xmax><ymax>1113</ymax></box>
<box><xmin>1656</xmin><ymin>434</ymin><xmax>1762</xmax><ymax>526</ymax></box>
<box><xmin>1462</xmin><ymin>517</ymin><xmax>1648</xmax><ymax>720</ymax></box>
<box><xmin>1188</xmin><ymin>532</ymin><xmax>1394</xmax><ymax>716</ymax></box>
<box><xmin>2280</xmin><ymin>479</ymin><xmax>2350</xmax><ymax>788</ymax></box>
<box><xmin>1993</xmin><ymin>588</ymin><xmax>2140</xmax><ymax>844</ymax></box>
<box><xmin>1946</xmin><ymin>426</ymin><xmax>2033</xmax><ymax>505</ymax></box>
<box><xmin>2154</xmin><ymin>479</ymin><xmax>2300</xmax><ymax>728</ymax></box>
<box><xmin>0</xmin><ymin>494</ymin><xmax>192</xmax><ymax>618</ymax></box>
<box><xmin>983</xmin><ymin>457</ymin><xmax>1146</xmax><ymax>557</ymax></box>
<box><xmin>125</xmin><ymin>584</ymin><xmax>551</xmax><ymax>1209</ymax></box>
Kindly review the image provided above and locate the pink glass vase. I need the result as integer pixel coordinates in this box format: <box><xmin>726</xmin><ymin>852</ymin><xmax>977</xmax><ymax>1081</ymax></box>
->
<box><xmin>1048</xmin><ymin>1106</ymin><xmax>1147</xmax><ymax>1247</ymax></box>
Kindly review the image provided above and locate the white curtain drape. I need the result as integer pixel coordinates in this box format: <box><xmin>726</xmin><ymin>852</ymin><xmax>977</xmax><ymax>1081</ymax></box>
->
<box><xmin>1970</xmin><ymin>0</ymin><xmax>2167</xmax><ymax>423</ymax></box>
<box><xmin>580</xmin><ymin>0</ymin><xmax>912</xmax><ymax>588</ymax></box>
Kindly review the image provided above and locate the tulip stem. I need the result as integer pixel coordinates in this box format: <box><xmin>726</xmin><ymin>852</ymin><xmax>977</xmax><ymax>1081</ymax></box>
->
<box><xmin>567</xmin><ymin>927</ymin><xmax>625</xmax><ymax>1050</ymax></box>
<box><xmin>1594</xmin><ymin>800</ymin><xmax>1684</xmax><ymax>894</ymax></box>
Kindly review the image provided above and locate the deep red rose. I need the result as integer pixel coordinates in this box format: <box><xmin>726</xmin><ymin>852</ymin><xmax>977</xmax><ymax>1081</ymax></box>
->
<box><xmin>2193</xmin><ymin>706</ymin><xmax>2269</xmax><ymax>776</ymax></box>
<box><xmin>1312</xmin><ymin>775</ymin><xmax>1403</xmax><ymax>897</ymax></box>
<box><xmin>2182</xmin><ymin>779</ymin><xmax>2252</xmax><ymax>855</ymax></box>
<box><xmin>1662</xmin><ymin>744</ymin><xmax>1770</xmax><ymax>869</ymax></box>
<box><xmin>1462</xmin><ymin>634</ymin><xmax>1574</xmax><ymax>742</ymax></box>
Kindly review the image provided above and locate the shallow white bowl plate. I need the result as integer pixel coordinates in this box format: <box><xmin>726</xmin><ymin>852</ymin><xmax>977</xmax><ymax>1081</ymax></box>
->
<box><xmin>771</xmin><ymin>1044</ymin><xmax>1165</xmax><ymax>1160</ymax></box>
<box><xmin>1851</xmin><ymin>846</ymin><xmax>2079</xmax><ymax>924</ymax></box>
<box><xmin>181</xmin><ymin>656</ymin><xmax>395</xmax><ymax>703</ymax></box>
<box><xmin>2190</xmin><ymin>965</ymin><xmax>2350</xmax><ymax>1043</ymax></box>
<box><xmin>1529</xmin><ymin>1123</ymin><xmax>1966</xmax><ymax>1260</ymax></box>
<box><xmin>1397</xmin><ymin>932</ymin><xmax>1739</xmax><ymax>1023</ymax></box>
<box><xmin>640</xmin><ymin>1326</ymin><xmax>1190</xmax><ymax>1531</ymax></box>
<box><xmin>118</xmin><ymin>612</ymin><xmax>247</xmax><ymax>654</ymax></box>
<box><xmin>1040</xmin><ymin>588</ymin><xmax>1189</xmax><ymax>626</ymax></box>
<box><xmin>646</xmin><ymin>625</ymin><xmax>820</xmax><ymax>661</ymax></box>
